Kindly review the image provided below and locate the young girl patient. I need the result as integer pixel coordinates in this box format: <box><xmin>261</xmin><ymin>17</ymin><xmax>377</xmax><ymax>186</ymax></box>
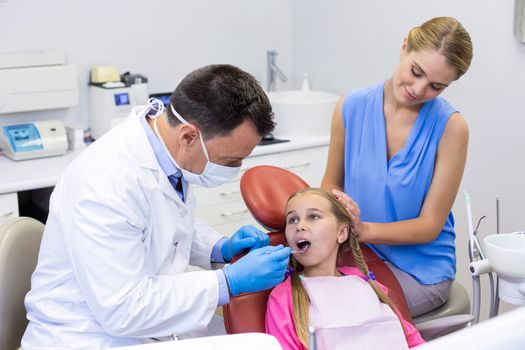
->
<box><xmin>265</xmin><ymin>188</ymin><xmax>425</xmax><ymax>349</ymax></box>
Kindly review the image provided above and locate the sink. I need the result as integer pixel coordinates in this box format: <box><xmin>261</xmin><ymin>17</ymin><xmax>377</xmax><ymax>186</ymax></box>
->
<box><xmin>484</xmin><ymin>233</ymin><xmax>525</xmax><ymax>277</ymax></box>
<box><xmin>267</xmin><ymin>90</ymin><xmax>339</xmax><ymax>139</ymax></box>
<box><xmin>484</xmin><ymin>233</ymin><xmax>525</xmax><ymax>304</ymax></box>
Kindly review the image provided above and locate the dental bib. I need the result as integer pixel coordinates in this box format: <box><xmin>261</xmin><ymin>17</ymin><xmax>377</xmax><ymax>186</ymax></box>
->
<box><xmin>302</xmin><ymin>275</ymin><xmax>408</xmax><ymax>350</ymax></box>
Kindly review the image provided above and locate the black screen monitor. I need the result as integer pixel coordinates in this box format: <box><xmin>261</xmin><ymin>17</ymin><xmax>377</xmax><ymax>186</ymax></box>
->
<box><xmin>149</xmin><ymin>92</ymin><xmax>171</xmax><ymax>107</ymax></box>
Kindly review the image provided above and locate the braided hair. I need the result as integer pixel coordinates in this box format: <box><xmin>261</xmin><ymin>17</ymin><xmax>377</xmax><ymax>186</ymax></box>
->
<box><xmin>286</xmin><ymin>188</ymin><xmax>407</xmax><ymax>347</ymax></box>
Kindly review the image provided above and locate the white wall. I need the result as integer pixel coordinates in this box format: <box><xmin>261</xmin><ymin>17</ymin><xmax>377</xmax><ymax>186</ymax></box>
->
<box><xmin>292</xmin><ymin>0</ymin><xmax>525</xmax><ymax>318</ymax></box>
<box><xmin>0</xmin><ymin>0</ymin><xmax>293</xmax><ymax>128</ymax></box>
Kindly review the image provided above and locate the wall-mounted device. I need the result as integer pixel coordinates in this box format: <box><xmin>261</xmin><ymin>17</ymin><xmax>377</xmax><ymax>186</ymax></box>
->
<box><xmin>88</xmin><ymin>65</ymin><xmax>149</xmax><ymax>140</ymax></box>
<box><xmin>0</xmin><ymin>49</ymin><xmax>79</xmax><ymax>114</ymax></box>
<box><xmin>0</xmin><ymin>120</ymin><xmax>68</xmax><ymax>161</ymax></box>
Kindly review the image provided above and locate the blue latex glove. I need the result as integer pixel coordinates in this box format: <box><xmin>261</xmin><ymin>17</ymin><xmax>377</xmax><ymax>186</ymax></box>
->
<box><xmin>223</xmin><ymin>244</ymin><xmax>292</xmax><ymax>296</ymax></box>
<box><xmin>221</xmin><ymin>225</ymin><xmax>269</xmax><ymax>262</ymax></box>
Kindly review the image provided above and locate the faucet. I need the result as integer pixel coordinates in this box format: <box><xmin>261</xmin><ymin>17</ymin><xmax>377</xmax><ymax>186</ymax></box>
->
<box><xmin>267</xmin><ymin>50</ymin><xmax>288</xmax><ymax>91</ymax></box>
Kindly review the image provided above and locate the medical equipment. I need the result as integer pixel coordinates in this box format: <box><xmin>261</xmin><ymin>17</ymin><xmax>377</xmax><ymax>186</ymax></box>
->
<box><xmin>0</xmin><ymin>50</ymin><xmax>78</xmax><ymax>114</ymax></box>
<box><xmin>464</xmin><ymin>191</ymin><xmax>499</xmax><ymax>322</ymax></box>
<box><xmin>0</xmin><ymin>120</ymin><xmax>68</xmax><ymax>161</ymax></box>
<box><xmin>465</xmin><ymin>192</ymin><xmax>525</xmax><ymax>323</ymax></box>
<box><xmin>149</xmin><ymin>92</ymin><xmax>171</xmax><ymax>107</ymax></box>
<box><xmin>90</xmin><ymin>65</ymin><xmax>120</xmax><ymax>84</ymax></box>
<box><xmin>88</xmin><ymin>66</ymin><xmax>149</xmax><ymax>139</ymax></box>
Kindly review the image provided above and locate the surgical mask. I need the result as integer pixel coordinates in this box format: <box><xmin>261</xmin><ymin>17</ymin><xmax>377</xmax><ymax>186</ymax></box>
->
<box><xmin>151</xmin><ymin>101</ymin><xmax>240</xmax><ymax>188</ymax></box>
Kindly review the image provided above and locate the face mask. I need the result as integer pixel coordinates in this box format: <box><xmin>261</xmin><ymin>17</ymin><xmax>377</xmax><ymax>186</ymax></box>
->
<box><xmin>152</xmin><ymin>102</ymin><xmax>241</xmax><ymax>188</ymax></box>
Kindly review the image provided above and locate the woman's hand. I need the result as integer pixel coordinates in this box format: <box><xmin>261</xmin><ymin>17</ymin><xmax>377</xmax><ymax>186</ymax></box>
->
<box><xmin>331</xmin><ymin>189</ymin><xmax>366</xmax><ymax>241</ymax></box>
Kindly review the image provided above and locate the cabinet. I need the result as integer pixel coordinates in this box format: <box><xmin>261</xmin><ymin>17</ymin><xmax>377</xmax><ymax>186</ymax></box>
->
<box><xmin>194</xmin><ymin>144</ymin><xmax>328</xmax><ymax>235</ymax></box>
<box><xmin>0</xmin><ymin>192</ymin><xmax>19</xmax><ymax>225</ymax></box>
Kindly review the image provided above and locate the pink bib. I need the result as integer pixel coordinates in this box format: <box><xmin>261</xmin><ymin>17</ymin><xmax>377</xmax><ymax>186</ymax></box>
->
<box><xmin>302</xmin><ymin>275</ymin><xmax>408</xmax><ymax>350</ymax></box>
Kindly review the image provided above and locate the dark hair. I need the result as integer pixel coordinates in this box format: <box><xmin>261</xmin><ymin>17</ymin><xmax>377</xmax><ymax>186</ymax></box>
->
<box><xmin>167</xmin><ymin>64</ymin><xmax>275</xmax><ymax>139</ymax></box>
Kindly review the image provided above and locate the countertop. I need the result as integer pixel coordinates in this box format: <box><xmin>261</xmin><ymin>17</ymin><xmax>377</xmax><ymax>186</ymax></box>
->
<box><xmin>0</xmin><ymin>135</ymin><xmax>329</xmax><ymax>194</ymax></box>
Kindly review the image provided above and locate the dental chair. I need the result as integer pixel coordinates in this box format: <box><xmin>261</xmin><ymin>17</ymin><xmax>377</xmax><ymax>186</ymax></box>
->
<box><xmin>0</xmin><ymin>217</ymin><xmax>45</xmax><ymax>350</ymax></box>
<box><xmin>223</xmin><ymin>165</ymin><xmax>474</xmax><ymax>341</ymax></box>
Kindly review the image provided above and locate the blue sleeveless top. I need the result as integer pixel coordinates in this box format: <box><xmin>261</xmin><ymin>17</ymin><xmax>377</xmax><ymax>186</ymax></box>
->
<box><xmin>342</xmin><ymin>82</ymin><xmax>457</xmax><ymax>284</ymax></box>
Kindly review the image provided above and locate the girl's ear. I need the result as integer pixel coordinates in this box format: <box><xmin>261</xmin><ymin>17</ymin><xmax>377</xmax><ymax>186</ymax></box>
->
<box><xmin>337</xmin><ymin>224</ymin><xmax>349</xmax><ymax>244</ymax></box>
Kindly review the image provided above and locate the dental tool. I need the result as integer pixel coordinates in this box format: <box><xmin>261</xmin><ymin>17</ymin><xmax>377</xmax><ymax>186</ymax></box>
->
<box><xmin>291</xmin><ymin>247</ymin><xmax>307</xmax><ymax>254</ymax></box>
<box><xmin>464</xmin><ymin>191</ymin><xmax>485</xmax><ymax>260</ymax></box>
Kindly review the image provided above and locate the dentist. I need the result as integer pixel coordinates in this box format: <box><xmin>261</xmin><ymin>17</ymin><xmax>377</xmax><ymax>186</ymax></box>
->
<box><xmin>22</xmin><ymin>64</ymin><xmax>291</xmax><ymax>349</ymax></box>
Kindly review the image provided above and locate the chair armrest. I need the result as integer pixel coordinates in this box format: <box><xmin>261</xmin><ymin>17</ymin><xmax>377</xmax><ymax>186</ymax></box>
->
<box><xmin>415</xmin><ymin>314</ymin><xmax>475</xmax><ymax>341</ymax></box>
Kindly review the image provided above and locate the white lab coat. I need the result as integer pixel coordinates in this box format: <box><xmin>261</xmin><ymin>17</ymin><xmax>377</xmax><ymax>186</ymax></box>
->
<box><xmin>22</xmin><ymin>107</ymin><xmax>225</xmax><ymax>349</ymax></box>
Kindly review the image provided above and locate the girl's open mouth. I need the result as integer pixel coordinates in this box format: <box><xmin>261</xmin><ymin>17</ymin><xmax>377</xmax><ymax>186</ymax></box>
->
<box><xmin>292</xmin><ymin>239</ymin><xmax>311</xmax><ymax>254</ymax></box>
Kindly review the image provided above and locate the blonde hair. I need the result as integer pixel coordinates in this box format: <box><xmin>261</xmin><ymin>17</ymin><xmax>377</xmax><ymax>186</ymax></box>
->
<box><xmin>406</xmin><ymin>16</ymin><xmax>473</xmax><ymax>79</ymax></box>
<box><xmin>286</xmin><ymin>188</ymin><xmax>406</xmax><ymax>347</ymax></box>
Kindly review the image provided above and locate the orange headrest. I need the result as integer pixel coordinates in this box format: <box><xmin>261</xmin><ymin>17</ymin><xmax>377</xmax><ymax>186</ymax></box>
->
<box><xmin>240</xmin><ymin>166</ymin><xmax>309</xmax><ymax>231</ymax></box>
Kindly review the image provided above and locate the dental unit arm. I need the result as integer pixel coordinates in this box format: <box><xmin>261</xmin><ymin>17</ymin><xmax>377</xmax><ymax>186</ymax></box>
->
<box><xmin>464</xmin><ymin>190</ymin><xmax>497</xmax><ymax>323</ymax></box>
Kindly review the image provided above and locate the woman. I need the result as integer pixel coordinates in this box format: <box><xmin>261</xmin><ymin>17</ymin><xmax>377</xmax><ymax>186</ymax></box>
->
<box><xmin>265</xmin><ymin>188</ymin><xmax>424</xmax><ymax>349</ymax></box>
<box><xmin>321</xmin><ymin>17</ymin><xmax>473</xmax><ymax>317</ymax></box>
